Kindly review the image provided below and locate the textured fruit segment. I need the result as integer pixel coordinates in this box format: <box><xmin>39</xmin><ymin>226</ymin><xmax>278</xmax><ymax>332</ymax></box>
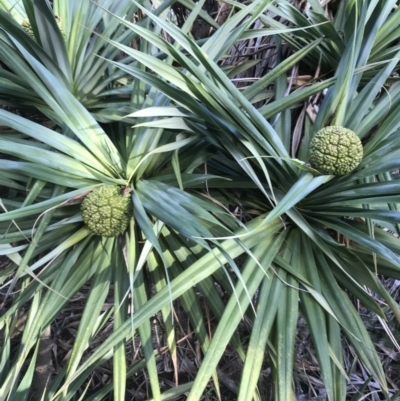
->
<box><xmin>309</xmin><ymin>126</ymin><xmax>363</xmax><ymax>175</ymax></box>
<box><xmin>81</xmin><ymin>185</ymin><xmax>133</xmax><ymax>237</ymax></box>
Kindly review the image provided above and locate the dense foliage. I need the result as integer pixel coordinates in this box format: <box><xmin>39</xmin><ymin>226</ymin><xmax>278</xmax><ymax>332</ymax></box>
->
<box><xmin>1</xmin><ymin>0</ymin><xmax>400</xmax><ymax>400</ymax></box>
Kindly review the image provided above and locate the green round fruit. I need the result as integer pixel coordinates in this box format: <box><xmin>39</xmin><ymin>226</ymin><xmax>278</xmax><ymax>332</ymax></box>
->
<box><xmin>81</xmin><ymin>185</ymin><xmax>133</xmax><ymax>237</ymax></box>
<box><xmin>309</xmin><ymin>126</ymin><xmax>363</xmax><ymax>175</ymax></box>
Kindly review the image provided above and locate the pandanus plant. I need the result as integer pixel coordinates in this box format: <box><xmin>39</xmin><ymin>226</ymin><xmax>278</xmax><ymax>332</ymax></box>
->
<box><xmin>1</xmin><ymin>0</ymin><xmax>400</xmax><ymax>400</ymax></box>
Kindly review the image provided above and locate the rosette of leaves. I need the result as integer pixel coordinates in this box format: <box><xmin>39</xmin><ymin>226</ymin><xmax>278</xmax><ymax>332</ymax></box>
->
<box><xmin>104</xmin><ymin>0</ymin><xmax>400</xmax><ymax>400</ymax></box>
<box><xmin>0</xmin><ymin>0</ymin><xmax>218</xmax><ymax>121</ymax></box>
<box><xmin>259</xmin><ymin>0</ymin><xmax>400</xmax><ymax>85</ymax></box>
<box><xmin>0</xmin><ymin>73</ymin><xmax>244</xmax><ymax>401</ymax></box>
<box><xmin>1</xmin><ymin>1</ymin><xmax>400</xmax><ymax>401</ymax></box>
<box><xmin>0</xmin><ymin>2</ymin><xmax>250</xmax><ymax>401</ymax></box>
